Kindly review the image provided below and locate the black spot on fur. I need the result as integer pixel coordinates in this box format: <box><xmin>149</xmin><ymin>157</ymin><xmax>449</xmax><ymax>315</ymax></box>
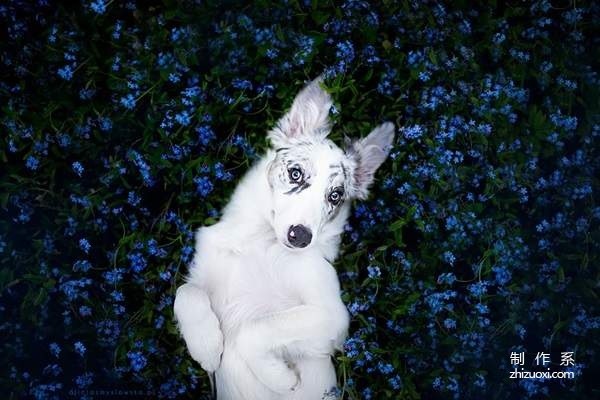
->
<box><xmin>284</xmin><ymin>181</ymin><xmax>311</xmax><ymax>195</ymax></box>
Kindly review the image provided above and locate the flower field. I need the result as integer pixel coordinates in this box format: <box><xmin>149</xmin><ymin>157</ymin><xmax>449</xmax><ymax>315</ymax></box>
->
<box><xmin>0</xmin><ymin>1</ymin><xmax>598</xmax><ymax>399</ymax></box>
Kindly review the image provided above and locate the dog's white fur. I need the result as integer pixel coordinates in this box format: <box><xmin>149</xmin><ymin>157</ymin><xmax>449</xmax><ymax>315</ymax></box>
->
<box><xmin>174</xmin><ymin>79</ymin><xmax>394</xmax><ymax>400</ymax></box>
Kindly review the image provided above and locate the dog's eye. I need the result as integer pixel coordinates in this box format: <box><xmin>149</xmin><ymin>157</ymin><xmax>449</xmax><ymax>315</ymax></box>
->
<box><xmin>288</xmin><ymin>168</ymin><xmax>303</xmax><ymax>183</ymax></box>
<box><xmin>328</xmin><ymin>190</ymin><xmax>343</xmax><ymax>205</ymax></box>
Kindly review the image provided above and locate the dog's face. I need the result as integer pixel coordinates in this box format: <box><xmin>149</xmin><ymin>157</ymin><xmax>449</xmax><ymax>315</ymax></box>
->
<box><xmin>266</xmin><ymin>79</ymin><xmax>395</xmax><ymax>250</ymax></box>
<box><xmin>267</xmin><ymin>139</ymin><xmax>351</xmax><ymax>249</ymax></box>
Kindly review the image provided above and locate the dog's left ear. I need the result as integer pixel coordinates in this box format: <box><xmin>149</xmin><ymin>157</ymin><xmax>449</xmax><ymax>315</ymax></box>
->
<box><xmin>346</xmin><ymin>122</ymin><xmax>395</xmax><ymax>200</ymax></box>
<box><xmin>268</xmin><ymin>78</ymin><xmax>332</xmax><ymax>148</ymax></box>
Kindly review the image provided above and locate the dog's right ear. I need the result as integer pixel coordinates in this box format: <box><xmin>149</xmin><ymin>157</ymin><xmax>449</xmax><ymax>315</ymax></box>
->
<box><xmin>268</xmin><ymin>78</ymin><xmax>332</xmax><ymax>148</ymax></box>
<box><xmin>345</xmin><ymin>122</ymin><xmax>395</xmax><ymax>200</ymax></box>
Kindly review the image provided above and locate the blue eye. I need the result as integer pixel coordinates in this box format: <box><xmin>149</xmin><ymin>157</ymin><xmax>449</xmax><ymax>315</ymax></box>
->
<box><xmin>289</xmin><ymin>168</ymin><xmax>303</xmax><ymax>182</ymax></box>
<box><xmin>328</xmin><ymin>189</ymin><xmax>343</xmax><ymax>205</ymax></box>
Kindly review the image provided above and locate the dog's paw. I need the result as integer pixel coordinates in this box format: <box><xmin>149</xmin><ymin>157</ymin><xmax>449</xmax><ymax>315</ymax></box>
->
<box><xmin>185</xmin><ymin>326</ymin><xmax>223</xmax><ymax>372</ymax></box>
<box><xmin>242</xmin><ymin>352</ymin><xmax>300</xmax><ymax>393</ymax></box>
<box><xmin>286</xmin><ymin>360</ymin><xmax>301</xmax><ymax>393</ymax></box>
<box><xmin>257</xmin><ymin>357</ymin><xmax>300</xmax><ymax>394</ymax></box>
<box><xmin>174</xmin><ymin>283</ymin><xmax>224</xmax><ymax>372</ymax></box>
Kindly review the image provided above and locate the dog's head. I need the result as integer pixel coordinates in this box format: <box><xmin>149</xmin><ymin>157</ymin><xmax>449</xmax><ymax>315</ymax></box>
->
<box><xmin>266</xmin><ymin>78</ymin><xmax>395</xmax><ymax>251</ymax></box>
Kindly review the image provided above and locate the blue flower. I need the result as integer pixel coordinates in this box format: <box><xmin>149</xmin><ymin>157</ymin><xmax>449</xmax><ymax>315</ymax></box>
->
<box><xmin>159</xmin><ymin>270</ymin><xmax>171</xmax><ymax>281</ymax></box>
<box><xmin>425</xmin><ymin>290</ymin><xmax>457</xmax><ymax>314</ymax></box>
<box><xmin>73</xmin><ymin>259</ymin><xmax>92</xmax><ymax>272</ymax></box>
<box><xmin>111</xmin><ymin>290</ymin><xmax>124</xmax><ymax>302</ymax></box>
<box><xmin>231</xmin><ymin>134</ymin><xmax>255</xmax><ymax>156</ymax></box>
<box><xmin>74</xmin><ymin>341</ymin><xmax>86</xmax><ymax>356</ymax></box>
<box><xmin>266</xmin><ymin>48</ymin><xmax>279</xmax><ymax>59</ymax></box>
<box><xmin>334</xmin><ymin>40</ymin><xmax>355</xmax><ymax>71</ymax></box>
<box><xmin>128</xmin><ymin>252</ymin><xmax>147</xmax><ymax>273</ymax></box>
<box><xmin>475</xmin><ymin>303</ymin><xmax>489</xmax><ymax>314</ymax></box>
<box><xmin>444</xmin><ymin>318</ymin><xmax>457</xmax><ymax>329</ymax></box>
<box><xmin>72</xmin><ymin>161</ymin><xmax>84</xmax><ymax>177</ymax></box>
<box><xmin>103</xmin><ymin>268</ymin><xmax>124</xmax><ymax>285</ymax></box>
<box><xmin>493</xmin><ymin>32</ymin><xmax>506</xmax><ymax>44</ymax></box>
<box><xmin>25</xmin><ymin>155</ymin><xmax>39</xmax><ymax>170</ymax></box>
<box><xmin>98</xmin><ymin>117</ymin><xmax>112</xmax><ymax>131</ymax></box>
<box><xmin>75</xmin><ymin>372</ymin><xmax>93</xmax><ymax>388</ymax></box>
<box><xmin>120</xmin><ymin>94</ymin><xmax>136</xmax><ymax>109</ymax></box>
<box><xmin>79</xmin><ymin>305</ymin><xmax>92</xmax><ymax>317</ymax></box>
<box><xmin>112</xmin><ymin>21</ymin><xmax>122</xmax><ymax>39</ymax></box>
<box><xmin>127</xmin><ymin>351</ymin><xmax>147</xmax><ymax>372</ymax></box>
<box><xmin>174</xmin><ymin>110</ymin><xmax>191</xmax><ymax>126</ymax></box>
<box><xmin>377</xmin><ymin>68</ymin><xmax>398</xmax><ymax>96</ymax></box>
<box><xmin>468</xmin><ymin>281</ymin><xmax>488</xmax><ymax>297</ymax></box>
<box><xmin>362</xmin><ymin>388</ymin><xmax>373</xmax><ymax>400</ymax></box>
<box><xmin>418</xmin><ymin>71</ymin><xmax>431</xmax><ymax>82</ymax></box>
<box><xmin>509</xmin><ymin>48</ymin><xmax>531</xmax><ymax>63</ymax></box>
<box><xmin>49</xmin><ymin>343</ymin><xmax>61</xmax><ymax>358</ymax></box>
<box><xmin>445</xmin><ymin>215</ymin><xmax>460</xmax><ymax>230</ymax></box>
<box><xmin>89</xmin><ymin>0</ymin><xmax>106</xmax><ymax>14</ymax></box>
<box><xmin>127</xmin><ymin>191</ymin><xmax>141</xmax><ymax>206</ymax></box>
<box><xmin>146</xmin><ymin>239</ymin><xmax>167</xmax><ymax>258</ymax></box>
<box><xmin>181</xmin><ymin>245</ymin><xmax>194</xmax><ymax>264</ymax></box>
<box><xmin>437</xmin><ymin>272</ymin><xmax>456</xmax><ymax>285</ymax></box>
<box><xmin>196</xmin><ymin>125</ymin><xmax>216</xmax><ymax>145</ymax></box>
<box><xmin>154</xmin><ymin>315</ymin><xmax>165</xmax><ymax>329</ymax></box>
<box><xmin>57</xmin><ymin>65</ymin><xmax>73</xmax><ymax>80</ymax></box>
<box><xmin>168</xmin><ymin>72</ymin><xmax>181</xmax><ymax>83</ymax></box>
<box><xmin>492</xmin><ymin>266</ymin><xmax>512</xmax><ymax>285</ymax></box>
<box><xmin>389</xmin><ymin>375</ymin><xmax>402</xmax><ymax>390</ymax></box>
<box><xmin>214</xmin><ymin>162</ymin><xmax>233</xmax><ymax>181</ymax></box>
<box><xmin>79</xmin><ymin>238</ymin><xmax>91</xmax><ymax>253</ymax></box>
<box><xmin>54</xmin><ymin>133</ymin><xmax>70</xmax><ymax>149</ymax></box>
<box><xmin>367</xmin><ymin>265</ymin><xmax>381</xmax><ymax>279</ymax></box>
<box><xmin>194</xmin><ymin>176</ymin><xmax>214</xmax><ymax>197</ymax></box>
<box><xmin>402</xmin><ymin>124</ymin><xmax>425</xmax><ymax>140</ymax></box>
<box><xmin>564</xmin><ymin>7</ymin><xmax>583</xmax><ymax>24</ymax></box>
<box><xmin>128</xmin><ymin>151</ymin><xmax>154</xmax><ymax>186</ymax></box>
<box><xmin>232</xmin><ymin>78</ymin><xmax>253</xmax><ymax>90</ymax></box>
<box><xmin>443</xmin><ymin>251</ymin><xmax>456</xmax><ymax>265</ymax></box>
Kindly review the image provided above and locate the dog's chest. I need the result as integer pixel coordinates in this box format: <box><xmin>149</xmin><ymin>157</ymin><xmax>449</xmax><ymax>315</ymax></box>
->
<box><xmin>217</xmin><ymin>247</ymin><xmax>302</xmax><ymax>331</ymax></box>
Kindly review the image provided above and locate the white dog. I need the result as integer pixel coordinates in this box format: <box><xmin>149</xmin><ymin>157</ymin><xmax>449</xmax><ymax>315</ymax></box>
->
<box><xmin>174</xmin><ymin>78</ymin><xmax>394</xmax><ymax>400</ymax></box>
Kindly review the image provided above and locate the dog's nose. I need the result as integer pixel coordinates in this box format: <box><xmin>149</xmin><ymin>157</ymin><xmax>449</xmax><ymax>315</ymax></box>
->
<box><xmin>287</xmin><ymin>225</ymin><xmax>312</xmax><ymax>248</ymax></box>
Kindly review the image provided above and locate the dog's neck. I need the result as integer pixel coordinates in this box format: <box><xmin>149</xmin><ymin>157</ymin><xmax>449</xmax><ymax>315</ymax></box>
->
<box><xmin>219</xmin><ymin>152</ymin><xmax>345</xmax><ymax>262</ymax></box>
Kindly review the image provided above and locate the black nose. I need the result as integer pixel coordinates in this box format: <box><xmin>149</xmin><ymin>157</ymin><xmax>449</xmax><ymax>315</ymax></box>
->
<box><xmin>287</xmin><ymin>225</ymin><xmax>312</xmax><ymax>248</ymax></box>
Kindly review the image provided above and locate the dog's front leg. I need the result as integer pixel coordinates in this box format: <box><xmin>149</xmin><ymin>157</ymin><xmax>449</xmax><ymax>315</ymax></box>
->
<box><xmin>236</xmin><ymin>336</ymin><xmax>301</xmax><ymax>395</ymax></box>
<box><xmin>237</xmin><ymin>303</ymin><xmax>348</xmax><ymax>392</ymax></box>
<box><xmin>248</xmin><ymin>303</ymin><xmax>348</xmax><ymax>355</ymax></box>
<box><xmin>174</xmin><ymin>283</ymin><xmax>223</xmax><ymax>372</ymax></box>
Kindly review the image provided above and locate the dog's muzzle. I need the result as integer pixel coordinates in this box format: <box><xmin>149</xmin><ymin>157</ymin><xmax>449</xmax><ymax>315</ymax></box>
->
<box><xmin>287</xmin><ymin>225</ymin><xmax>312</xmax><ymax>248</ymax></box>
